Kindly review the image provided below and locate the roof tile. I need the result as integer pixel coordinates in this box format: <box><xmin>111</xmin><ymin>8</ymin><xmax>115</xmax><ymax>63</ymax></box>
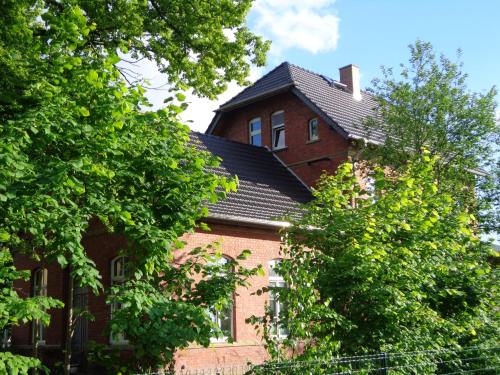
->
<box><xmin>190</xmin><ymin>132</ymin><xmax>312</xmax><ymax>223</ymax></box>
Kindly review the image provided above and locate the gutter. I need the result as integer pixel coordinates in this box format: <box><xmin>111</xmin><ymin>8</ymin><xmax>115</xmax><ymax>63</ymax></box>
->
<box><xmin>206</xmin><ymin>83</ymin><xmax>295</xmax><ymax>135</ymax></box>
<box><xmin>218</xmin><ymin>83</ymin><xmax>294</xmax><ymax>112</ymax></box>
<box><xmin>268</xmin><ymin>148</ymin><xmax>312</xmax><ymax>193</ymax></box>
<box><xmin>205</xmin><ymin>213</ymin><xmax>291</xmax><ymax>229</ymax></box>
<box><xmin>291</xmin><ymin>88</ymin><xmax>350</xmax><ymax>140</ymax></box>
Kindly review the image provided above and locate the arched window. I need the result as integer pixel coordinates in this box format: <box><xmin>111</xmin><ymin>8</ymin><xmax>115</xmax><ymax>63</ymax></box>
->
<box><xmin>268</xmin><ymin>259</ymin><xmax>288</xmax><ymax>338</ymax></box>
<box><xmin>271</xmin><ymin>111</ymin><xmax>285</xmax><ymax>149</ymax></box>
<box><xmin>110</xmin><ymin>256</ymin><xmax>128</xmax><ymax>344</ymax></box>
<box><xmin>249</xmin><ymin>117</ymin><xmax>262</xmax><ymax>146</ymax></box>
<box><xmin>32</xmin><ymin>268</ymin><xmax>48</xmax><ymax>344</ymax></box>
<box><xmin>207</xmin><ymin>255</ymin><xmax>234</xmax><ymax>342</ymax></box>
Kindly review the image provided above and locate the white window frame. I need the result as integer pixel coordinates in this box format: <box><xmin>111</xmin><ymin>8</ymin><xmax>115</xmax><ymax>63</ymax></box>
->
<box><xmin>268</xmin><ymin>260</ymin><xmax>288</xmax><ymax>339</ymax></box>
<box><xmin>208</xmin><ymin>255</ymin><xmax>234</xmax><ymax>343</ymax></box>
<box><xmin>271</xmin><ymin>111</ymin><xmax>286</xmax><ymax>150</ymax></box>
<box><xmin>208</xmin><ymin>304</ymin><xmax>234</xmax><ymax>343</ymax></box>
<box><xmin>249</xmin><ymin>117</ymin><xmax>262</xmax><ymax>146</ymax></box>
<box><xmin>32</xmin><ymin>268</ymin><xmax>48</xmax><ymax>345</ymax></box>
<box><xmin>110</xmin><ymin>256</ymin><xmax>129</xmax><ymax>345</ymax></box>
<box><xmin>308</xmin><ymin>118</ymin><xmax>319</xmax><ymax>141</ymax></box>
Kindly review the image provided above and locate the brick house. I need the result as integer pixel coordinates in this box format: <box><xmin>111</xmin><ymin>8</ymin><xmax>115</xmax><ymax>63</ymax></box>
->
<box><xmin>11</xmin><ymin>62</ymin><xmax>377</xmax><ymax>372</ymax></box>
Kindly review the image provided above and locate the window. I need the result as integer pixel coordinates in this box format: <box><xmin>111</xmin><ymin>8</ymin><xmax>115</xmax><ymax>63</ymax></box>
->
<box><xmin>209</xmin><ymin>304</ymin><xmax>233</xmax><ymax>342</ymax></box>
<box><xmin>32</xmin><ymin>268</ymin><xmax>48</xmax><ymax>344</ymax></box>
<box><xmin>271</xmin><ymin>111</ymin><xmax>285</xmax><ymax>149</ymax></box>
<box><xmin>268</xmin><ymin>260</ymin><xmax>288</xmax><ymax>338</ymax></box>
<box><xmin>308</xmin><ymin>118</ymin><xmax>319</xmax><ymax>141</ymax></box>
<box><xmin>110</xmin><ymin>256</ymin><xmax>128</xmax><ymax>344</ymax></box>
<box><xmin>249</xmin><ymin>118</ymin><xmax>262</xmax><ymax>146</ymax></box>
<box><xmin>365</xmin><ymin>176</ymin><xmax>375</xmax><ymax>197</ymax></box>
<box><xmin>207</xmin><ymin>256</ymin><xmax>234</xmax><ymax>342</ymax></box>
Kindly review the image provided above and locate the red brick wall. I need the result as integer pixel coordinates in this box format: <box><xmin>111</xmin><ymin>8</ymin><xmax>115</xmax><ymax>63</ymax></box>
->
<box><xmin>213</xmin><ymin>91</ymin><xmax>350</xmax><ymax>187</ymax></box>
<box><xmin>11</xmin><ymin>256</ymin><xmax>67</xmax><ymax>348</ymax></box>
<box><xmin>12</xmin><ymin>220</ymin><xmax>283</xmax><ymax>370</ymax></box>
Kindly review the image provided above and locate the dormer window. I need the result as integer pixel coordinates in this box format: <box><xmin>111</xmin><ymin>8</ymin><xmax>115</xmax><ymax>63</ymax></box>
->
<box><xmin>308</xmin><ymin>118</ymin><xmax>319</xmax><ymax>141</ymax></box>
<box><xmin>271</xmin><ymin>111</ymin><xmax>285</xmax><ymax>150</ymax></box>
<box><xmin>249</xmin><ymin>118</ymin><xmax>262</xmax><ymax>146</ymax></box>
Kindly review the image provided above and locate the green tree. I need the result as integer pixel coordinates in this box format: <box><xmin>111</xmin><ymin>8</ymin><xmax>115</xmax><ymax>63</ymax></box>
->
<box><xmin>362</xmin><ymin>40</ymin><xmax>499</xmax><ymax>234</ymax></box>
<box><xmin>251</xmin><ymin>152</ymin><xmax>498</xmax><ymax>365</ymax></box>
<box><xmin>0</xmin><ymin>0</ymin><xmax>268</xmax><ymax>372</ymax></box>
<box><xmin>103</xmin><ymin>246</ymin><xmax>262</xmax><ymax>373</ymax></box>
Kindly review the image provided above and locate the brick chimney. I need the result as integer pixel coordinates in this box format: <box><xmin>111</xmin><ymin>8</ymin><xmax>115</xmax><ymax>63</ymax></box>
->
<box><xmin>339</xmin><ymin>64</ymin><xmax>362</xmax><ymax>101</ymax></box>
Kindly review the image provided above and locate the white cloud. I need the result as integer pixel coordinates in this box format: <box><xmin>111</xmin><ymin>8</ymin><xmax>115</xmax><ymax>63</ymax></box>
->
<box><xmin>251</xmin><ymin>0</ymin><xmax>340</xmax><ymax>55</ymax></box>
<box><xmin>120</xmin><ymin>0</ymin><xmax>341</xmax><ymax>131</ymax></box>
<box><xmin>179</xmin><ymin>67</ymin><xmax>263</xmax><ymax>132</ymax></box>
<box><xmin>119</xmin><ymin>56</ymin><xmax>264</xmax><ymax>132</ymax></box>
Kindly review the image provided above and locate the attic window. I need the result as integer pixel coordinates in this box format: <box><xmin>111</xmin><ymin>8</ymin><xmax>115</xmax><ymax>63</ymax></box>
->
<box><xmin>271</xmin><ymin>111</ymin><xmax>285</xmax><ymax>150</ymax></box>
<box><xmin>249</xmin><ymin>118</ymin><xmax>262</xmax><ymax>146</ymax></box>
<box><xmin>308</xmin><ymin>118</ymin><xmax>319</xmax><ymax>141</ymax></box>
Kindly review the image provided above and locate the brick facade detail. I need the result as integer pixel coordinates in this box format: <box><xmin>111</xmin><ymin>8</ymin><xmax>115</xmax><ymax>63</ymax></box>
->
<box><xmin>213</xmin><ymin>91</ymin><xmax>350</xmax><ymax>187</ymax></box>
<box><xmin>12</xmin><ymin>221</ymin><xmax>282</xmax><ymax>371</ymax></box>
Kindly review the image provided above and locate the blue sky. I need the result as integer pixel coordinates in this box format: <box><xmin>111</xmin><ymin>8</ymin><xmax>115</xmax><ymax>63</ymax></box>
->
<box><xmin>142</xmin><ymin>0</ymin><xmax>500</xmax><ymax>131</ymax></box>
<box><xmin>255</xmin><ymin>0</ymin><xmax>499</xmax><ymax>96</ymax></box>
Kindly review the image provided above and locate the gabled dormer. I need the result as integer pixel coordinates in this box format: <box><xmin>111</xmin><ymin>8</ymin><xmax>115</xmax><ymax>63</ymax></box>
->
<box><xmin>206</xmin><ymin>62</ymin><xmax>378</xmax><ymax>187</ymax></box>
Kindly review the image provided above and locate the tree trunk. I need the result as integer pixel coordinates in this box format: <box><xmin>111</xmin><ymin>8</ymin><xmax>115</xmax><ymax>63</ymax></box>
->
<box><xmin>63</xmin><ymin>266</ymin><xmax>74</xmax><ymax>375</ymax></box>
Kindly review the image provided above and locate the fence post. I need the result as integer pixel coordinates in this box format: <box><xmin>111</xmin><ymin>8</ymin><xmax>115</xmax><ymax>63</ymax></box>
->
<box><xmin>381</xmin><ymin>352</ymin><xmax>389</xmax><ymax>375</ymax></box>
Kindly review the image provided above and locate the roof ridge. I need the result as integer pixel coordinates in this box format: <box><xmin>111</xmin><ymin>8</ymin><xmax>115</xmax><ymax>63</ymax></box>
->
<box><xmin>287</xmin><ymin>62</ymin><xmax>327</xmax><ymax>79</ymax></box>
<box><xmin>288</xmin><ymin>63</ymin><xmax>349</xmax><ymax>92</ymax></box>
<box><xmin>217</xmin><ymin>62</ymin><xmax>293</xmax><ymax>111</ymax></box>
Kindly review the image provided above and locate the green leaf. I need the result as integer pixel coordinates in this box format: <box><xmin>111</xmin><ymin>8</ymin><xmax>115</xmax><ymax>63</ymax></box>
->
<box><xmin>0</xmin><ymin>231</ymin><xmax>10</xmax><ymax>242</ymax></box>
<box><xmin>79</xmin><ymin>107</ymin><xmax>90</xmax><ymax>117</ymax></box>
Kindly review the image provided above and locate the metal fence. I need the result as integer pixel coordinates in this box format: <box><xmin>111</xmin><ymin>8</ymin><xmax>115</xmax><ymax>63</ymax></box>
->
<box><xmin>142</xmin><ymin>365</ymin><xmax>253</xmax><ymax>375</ymax></box>
<box><xmin>138</xmin><ymin>346</ymin><xmax>499</xmax><ymax>375</ymax></box>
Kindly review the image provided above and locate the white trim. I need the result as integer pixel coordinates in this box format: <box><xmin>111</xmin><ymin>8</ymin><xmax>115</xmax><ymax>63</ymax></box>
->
<box><xmin>308</xmin><ymin>118</ymin><xmax>319</xmax><ymax>141</ymax></box>
<box><xmin>271</xmin><ymin>111</ymin><xmax>285</xmax><ymax>150</ymax></box>
<box><xmin>110</xmin><ymin>256</ymin><xmax>129</xmax><ymax>345</ymax></box>
<box><xmin>249</xmin><ymin>117</ymin><xmax>262</xmax><ymax>146</ymax></box>
<box><xmin>206</xmin><ymin>212</ymin><xmax>291</xmax><ymax>229</ymax></box>
<box><xmin>208</xmin><ymin>256</ymin><xmax>234</xmax><ymax>343</ymax></box>
<box><xmin>268</xmin><ymin>260</ymin><xmax>287</xmax><ymax>339</ymax></box>
<box><xmin>32</xmin><ymin>268</ymin><xmax>48</xmax><ymax>345</ymax></box>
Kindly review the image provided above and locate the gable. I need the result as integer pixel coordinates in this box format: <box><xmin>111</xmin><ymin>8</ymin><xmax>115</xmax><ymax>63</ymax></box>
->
<box><xmin>207</xmin><ymin>62</ymin><xmax>384</xmax><ymax>144</ymax></box>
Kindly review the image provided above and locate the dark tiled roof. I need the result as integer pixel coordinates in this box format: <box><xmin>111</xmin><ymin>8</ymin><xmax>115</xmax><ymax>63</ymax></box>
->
<box><xmin>190</xmin><ymin>132</ymin><xmax>312</xmax><ymax>223</ymax></box>
<box><xmin>210</xmin><ymin>62</ymin><xmax>385</xmax><ymax>144</ymax></box>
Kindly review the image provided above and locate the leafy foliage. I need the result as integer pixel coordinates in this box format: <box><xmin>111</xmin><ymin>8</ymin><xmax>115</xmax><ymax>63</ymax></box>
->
<box><xmin>0</xmin><ymin>352</ymin><xmax>48</xmax><ymax>375</ymax></box>
<box><xmin>57</xmin><ymin>0</ymin><xmax>269</xmax><ymax>98</ymax></box>
<box><xmin>103</xmin><ymin>245</ymin><xmax>262</xmax><ymax>373</ymax></box>
<box><xmin>1</xmin><ymin>0</ymin><xmax>267</xmax><ymax>370</ymax></box>
<box><xmin>252</xmin><ymin>152</ymin><xmax>498</xmax><ymax>362</ymax></box>
<box><xmin>362</xmin><ymin>40</ymin><xmax>499</xmax><ymax>234</ymax></box>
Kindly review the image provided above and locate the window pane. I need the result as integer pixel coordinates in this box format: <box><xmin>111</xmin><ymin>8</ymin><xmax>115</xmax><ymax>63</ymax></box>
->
<box><xmin>271</xmin><ymin>111</ymin><xmax>284</xmax><ymax>127</ymax></box>
<box><xmin>269</xmin><ymin>295</ymin><xmax>277</xmax><ymax>317</ymax></box>
<box><xmin>269</xmin><ymin>268</ymin><xmax>278</xmax><ymax>278</ymax></box>
<box><xmin>250</xmin><ymin>119</ymin><xmax>261</xmax><ymax>132</ymax></box>
<box><xmin>309</xmin><ymin>118</ymin><xmax>319</xmax><ymax>140</ymax></box>
<box><xmin>251</xmin><ymin>134</ymin><xmax>261</xmax><ymax>146</ymax></box>
<box><xmin>273</xmin><ymin>128</ymin><xmax>285</xmax><ymax>149</ymax></box>
<box><xmin>219</xmin><ymin>306</ymin><xmax>232</xmax><ymax>337</ymax></box>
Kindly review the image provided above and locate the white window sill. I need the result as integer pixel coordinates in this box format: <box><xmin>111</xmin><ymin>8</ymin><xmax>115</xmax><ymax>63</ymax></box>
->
<box><xmin>306</xmin><ymin>138</ymin><xmax>320</xmax><ymax>144</ymax></box>
<box><xmin>210</xmin><ymin>337</ymin><xmax>230</xmax><ymax>344</ymax></box>
<box><xmin>110</xmin><ymin>341</ymin><xmax>130</xmax><ymax>346</ymax></box>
